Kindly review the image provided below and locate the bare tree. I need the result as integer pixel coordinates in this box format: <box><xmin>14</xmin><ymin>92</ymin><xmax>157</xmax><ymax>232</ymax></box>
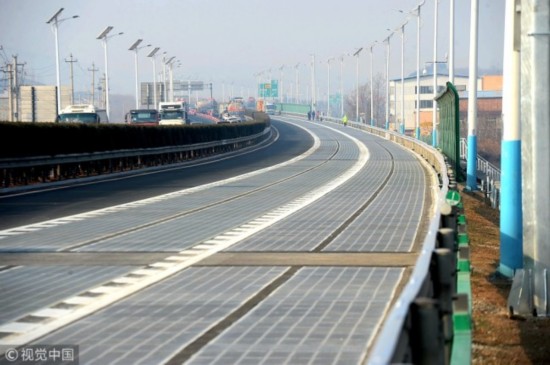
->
<box><xmin>345</xmin><ymin>73</ymin><xmax>386</xmax><ymax>126</ymax></box>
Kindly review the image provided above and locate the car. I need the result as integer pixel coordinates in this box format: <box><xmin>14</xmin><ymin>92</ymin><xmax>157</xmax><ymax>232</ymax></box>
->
<box><xmin>225</xmin><ymin>116</ymin><xmax>241</xmax><ymax>123</ymax></box>
<box><xmin>219</xmin><ymin>114</ymin><xmax>241</xmax><ymax>123</ymax></box>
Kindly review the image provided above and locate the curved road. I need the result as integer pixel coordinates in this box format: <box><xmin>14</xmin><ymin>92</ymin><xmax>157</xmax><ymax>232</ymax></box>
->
<box><xmin>0</xmin><ymin>117</ymin><xmax>433</xmax><ymax>364</ymax></box>
<box><xmin>0</xmin><ymin>120</ymin><xmax>312</xmax><ymax>229</ymax></box>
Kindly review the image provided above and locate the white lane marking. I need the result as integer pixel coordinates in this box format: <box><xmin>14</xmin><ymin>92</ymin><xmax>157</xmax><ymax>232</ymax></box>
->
<box><xmin>88</xmin><ymin>286</ymin><xmax>120</xmax><ymax>294</ymax></box>
<box><xmin>31</xmin><ymin>308</ymin><xmax>71</xmax><ymax>319</ymax></box>
<box><xmin>0</xmin><ymin>121</ymin><xmax>370</xmax><ymax>351</ymax></box>
<box><xmin>0</xmin><ymin>122</ymin><xmax>320</xmax><ymax>242</ymax></box>
<box><xmin>62</xmin><ymin>296</ymin><xmax>95</xmax><ymax>305</ymax></box>
<box><xmin>0</xmin><ymin>322</ymin><xmax>37</xmax><ymax>334</ymax></box>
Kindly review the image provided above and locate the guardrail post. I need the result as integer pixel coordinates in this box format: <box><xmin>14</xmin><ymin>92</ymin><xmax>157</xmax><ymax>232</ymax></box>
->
<box><xmin>437</xmin><ymin>227</ymin><xmax>456</xmax><ymax>251</ymax></box>
<box><xmin>411</xmin><ymin>297</ymin><xmax>445</xmax><ymax>365</ymax></box>
<box><xmin>440</xmin><ymin>204</ymin><xmax>458</xmax><ymax>235</ymax></box>
<box><xmin>431</xmin><ymin>248</ymin><xmax>455</xmax><ymax>362</ymax></box>
<box><xmin>451</xmin><ymin>293</ymin><xmax>472</xmax><ymax>364</ymax></box>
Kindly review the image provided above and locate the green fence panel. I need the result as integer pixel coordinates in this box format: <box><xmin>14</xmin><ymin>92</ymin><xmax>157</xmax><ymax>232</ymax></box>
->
<box><xmin>276</xmin><ymin>103</ymin><xmax>310</xmax><ymax>114</ymax></box>
<box><xmin>435</xmin><ymin>82</ymin><xmax>463</xmax><ymax>181</ymax></box>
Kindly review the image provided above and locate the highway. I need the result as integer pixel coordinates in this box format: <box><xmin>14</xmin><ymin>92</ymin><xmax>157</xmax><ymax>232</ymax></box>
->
<box><xmin>0</xmin><ymin>116</ymin><xmax>433</xmax><ymax>364</ymax></box>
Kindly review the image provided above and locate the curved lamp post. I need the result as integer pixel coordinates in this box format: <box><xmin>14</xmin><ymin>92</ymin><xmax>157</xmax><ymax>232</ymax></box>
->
<box><xmin>129</xmin><ymin>39</ymin><xmax>151</xmax><ymax>109</ymax></box>
<box><xmin>47</xmin><ymin>8</ymin><xmax>79</xmax><ymax>114</ymax></box>
<box><xmin>97</xmin><ymin>26</ymin><xmax>123</xmax><ymax>121</ymax></box>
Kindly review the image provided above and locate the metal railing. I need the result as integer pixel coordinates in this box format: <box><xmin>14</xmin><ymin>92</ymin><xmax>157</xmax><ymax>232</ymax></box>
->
<box><xmin>460</xmin><ymin>137</ymin><xmax>501</xmax><ymax>209</ymax></box>
<box><xmin>0</xmin><ymin>127</ymin><xmax>272</xmax><ymax>191</ymax></box>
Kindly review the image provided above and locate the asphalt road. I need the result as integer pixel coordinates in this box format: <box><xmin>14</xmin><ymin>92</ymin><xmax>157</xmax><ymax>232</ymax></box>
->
<box><xmin>0</xmin><ymin>119</ymin><xmax>313</xmax><ymax>229</ymax></box>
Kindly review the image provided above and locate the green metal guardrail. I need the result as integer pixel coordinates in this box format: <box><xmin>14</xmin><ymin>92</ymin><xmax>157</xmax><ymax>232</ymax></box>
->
<box><xmin>439</xmin><ymin>84</ymin><xmax>473</xmax><ymax>365</ymax></box>
<box><xmin>449</xmin><ymin>191</ymin><xmax>473</xmax><ymax>365</ymax></box>
<box><xmin>436</xmin><ymin>82</ymin><xmax>464</xmax><ymax>182</ymax></box>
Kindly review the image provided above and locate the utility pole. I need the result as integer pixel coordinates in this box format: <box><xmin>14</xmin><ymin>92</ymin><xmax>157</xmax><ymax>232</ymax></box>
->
<box><xmin>88</xmin><ymin>63</ymin><xmax>99</xmax><ymax>106</ymax></box>
<box><xmin>65</xmin><ymin>53</ymin><xmax>78</xmax><ymax>104</ymax></box>
<box><xmin>5</xmin><ymin>63</ymin><xmax>14</xmax><ymax>121</ymax></box>
<box><xmin>12</xmin><ymin>56</ymin><xmax>18</xmax><ymax>121</ymax></box>
<box><xmin>12</xmin><ymin>55</ymin><xmax>26</xmax><ymax>121</ymax></box>
<box><xmin>3</xmin><ymin>55</ymin><xmax>25</xmax><ymax>122</ymax></box>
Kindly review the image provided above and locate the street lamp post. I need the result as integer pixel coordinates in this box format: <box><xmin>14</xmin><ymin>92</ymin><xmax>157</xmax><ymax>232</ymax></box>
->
<box><xmin>171</xmin><ymin>61</ymin><xmax>181</xmax><ymax>102</ymax></box>
<box><xmin>401</xmin><ymin>1</ymin><xmax>425</xmax><ymax>139</ymax></box>
<box><xmin>147</xmin><ymin>47</ymin><xmax>160</xmax><ymax>109</ymax></box>
<box><xmin>254</xmin><ymin>72</ymin><xmax>262</xmax><ymax>99</ymax></box>
<box><xmin>310</xmin><ymin>54</ymin><xmax>316</xmax><ymax>114</ymax></box>
<box><xmin>400</xmin><ymin>21</ymin><xmax>408</xmax><ymax>134</ymax></box>
<box><xmin>161</xmin><ymin>53</ymin><xmax>168</xmax><ymax>102</ymax></box>
<box><xmin>466</xmin><ymin>0</ymin><xmax>480</xmax><ymax>192</ymax></box>
<box><xmin>369</xmin><ymin>43</ymin><xmax>377</xmax><ymax>126</ymax></box>
<box><xmin>97</xmin><ymin>26</ymin><xmax>123</xmax><ymax>121</ymax></box>
<box><xmin>327</xmin><ymin>58</ymin><xmax>335</xmax><ymax>118</ymax></box>
<box><xmin>353</xmin><ymin>47</ymin><xmax>363</xmax><ymax>122</ymax></box>
<box><xmin>432</xmin><ymin>0</ymin><xmax>439</xmax><ymax>147</ymax></box>
<box><xmin>415</xmin><ymin>2</ymin><xmax>425</xmax><ymax>139</ymax></box>
<box><xmin>384</xmin><ymin>33</ymin><xmax>394</xmax><ymax>130</ymax></box>
<box><xmin>294</xmin><ymin>63</ymin><xmax>300</xmax><ymax>104</ymax></box>
<box><xmin>339</xmin><ymin>55</ymin><xmax>345</xmax><ymax>117</ymax></box>
<box><xmin>449</xmin><ymin>0</ymin><xmax>455</xmax><ymax>84</ymax></box>
<box><xmin>129</xmin><ymin>39</ymin><xmax>151</xmax><ymax>109</ymax></box>
<box><xmin>47</xmin><ymin>8</ymin><xmax>79</xmax><ymax>115</ymax></box>
<box><xmin>279</xmin><ymin>65</ymin><xmax>285</xmax><ymax>103</ymax></box>
<box><xmin>165</xmin><ymin>56</ymin><xmax>175</xmax><ymax>102</ymax></box>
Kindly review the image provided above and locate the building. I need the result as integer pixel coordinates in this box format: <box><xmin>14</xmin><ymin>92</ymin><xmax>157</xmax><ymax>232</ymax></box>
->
<box><xmin>389</xmin><ymin>63</ymin><xmax>478</xmax><ymax>135</ymax></box>
<box><xmin>458</xmin><ymin>75</ymin><xmax>503</xmax><ymax>167</ymax></box>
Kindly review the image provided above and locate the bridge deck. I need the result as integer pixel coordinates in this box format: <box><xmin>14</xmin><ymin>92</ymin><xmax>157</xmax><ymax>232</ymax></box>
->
<box><xmin>0</xmin><ymin>118</ymin><xmax>432</xmax><ymax>364</ymax></box>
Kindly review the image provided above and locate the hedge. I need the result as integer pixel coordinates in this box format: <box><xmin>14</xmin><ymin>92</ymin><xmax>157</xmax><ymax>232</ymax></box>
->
<box><xmin>0</xmin><ymin>120</ymin><xmax>269</xmax><ymax>158</ymax></box>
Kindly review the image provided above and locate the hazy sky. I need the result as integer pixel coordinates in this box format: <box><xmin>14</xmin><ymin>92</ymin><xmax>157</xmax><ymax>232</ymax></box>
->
<box><xmin>1</xmin><ymin>0</ymin><xmax>505</xmax><ymax>101</ymax></box>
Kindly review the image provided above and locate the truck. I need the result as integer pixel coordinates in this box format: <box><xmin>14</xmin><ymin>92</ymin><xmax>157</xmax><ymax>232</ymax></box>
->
<box><xmin>125</xmin><ymin>109</ymin><xmax>159</xmax><ymax>126</ymax></box>
<box><xmin>57</xmin><ymin>104</ymin><xmax>108</xmax><ymax>124</ymax></box>
<box><xmin>158</xmin><ymin>101</ymin><xmax>187</xmax><ymax>125</ymax></box>
<box><xmin>265</xmin><ymin>103</ymin><xmax>277</xmax><ymax>115</ymax></box>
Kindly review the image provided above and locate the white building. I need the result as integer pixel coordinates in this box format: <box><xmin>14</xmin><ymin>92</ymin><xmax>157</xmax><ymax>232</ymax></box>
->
<box><xmin>389</xmin><ymin>63</ymin><xmax>480</xmax><ymax>134</ymax></box>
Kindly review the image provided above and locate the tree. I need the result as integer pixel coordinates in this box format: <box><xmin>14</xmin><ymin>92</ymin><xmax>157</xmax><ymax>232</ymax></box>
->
<box><xmin>344</xmin><ymin>73</ymin><xmax>386</xmax><ymax>126</ymax></box>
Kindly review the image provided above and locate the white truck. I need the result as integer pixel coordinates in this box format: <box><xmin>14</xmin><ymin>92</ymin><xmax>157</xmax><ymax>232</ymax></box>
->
<box><xmin>264</xmin><ymin>103</ymin><xmax>277</xmax><ymax>115</ymax></box>
<box><xmin>57</xmin><ymin>104</ymin><xmax>108</xmax><ymax>124</ymax></box>
<box><xmin>159</xmin><ymin>101</ymin><xmax>187</xmax><ymax>125</ymax></box>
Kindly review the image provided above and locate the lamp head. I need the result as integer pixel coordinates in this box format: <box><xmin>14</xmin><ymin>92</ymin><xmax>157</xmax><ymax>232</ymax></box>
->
<box><xmin>97</xmin><ymin>26</ymin><xmax>113</xmax><ymax>39</ymax></box>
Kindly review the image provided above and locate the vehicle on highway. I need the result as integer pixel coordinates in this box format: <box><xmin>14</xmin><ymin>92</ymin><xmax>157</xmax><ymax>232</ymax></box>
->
<box><xmin>227</xmin><ymin>97</ymin><xmax>245</xmax><ymax>114</ymax></box>
<box><xmin>57</xmin><ymin>104</ymin><xmax>108</xmax><ymax>124</ymax></box>
<box><xmin>125</xmin><ymin>109</ymin><xmax>159</xmax><ymax>126</ymax></box>
<box><xmin>265</xmin><ymin>103</ymin><xmax>277</xmax><ymax>115</ymax></box>
<box><xmin>219</xmin><ymin>113</ymin><xmax>242</xmax><ymax>124</ymax></box>
<box><xmin>158</xmin><ymin>101</ymin><xmax>188</xmax><ymax>125</ymax></box>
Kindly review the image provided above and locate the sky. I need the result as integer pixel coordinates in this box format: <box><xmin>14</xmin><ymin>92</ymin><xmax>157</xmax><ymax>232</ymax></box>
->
<box><xmin>1</xmin><ymin>0</ymin><xmax>505</xmax><ymax>103</ymax></box>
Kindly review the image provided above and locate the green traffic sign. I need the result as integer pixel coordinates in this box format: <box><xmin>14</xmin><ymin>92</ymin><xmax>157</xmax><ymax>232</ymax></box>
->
<box><xmin>258</xmin><ymin>80</ymin><xmax>279</xmax><ymax>98</ymax></box>
<box><xmin>446</xmin><ymin>190</ymin><xmax>461</xmax><ymax>206</ymax></box>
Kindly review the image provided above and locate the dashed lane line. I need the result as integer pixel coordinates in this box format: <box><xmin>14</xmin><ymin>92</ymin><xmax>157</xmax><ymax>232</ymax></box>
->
<box><xmin>0</xmin><ymin>122</ymin><xmax>369</xmax><ymax>353</ymax></box>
